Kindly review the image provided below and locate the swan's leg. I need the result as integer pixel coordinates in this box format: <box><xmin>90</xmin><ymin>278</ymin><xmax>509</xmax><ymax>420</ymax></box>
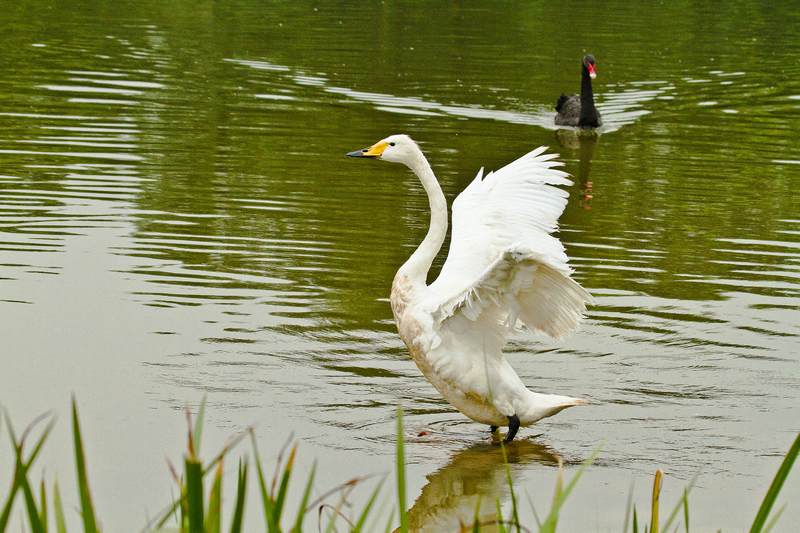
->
<box><xmin>489</xmin><ymin>425</ymin><xmax>498</xmax><ymax>434</ymax></box>
<box><xmin>504</xmin><ymin>415</ymin><xmax>520</xmax><ymax>443</ymax></box>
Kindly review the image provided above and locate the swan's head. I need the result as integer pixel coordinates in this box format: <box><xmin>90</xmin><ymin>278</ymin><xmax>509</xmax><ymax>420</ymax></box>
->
<box><xmin>582</xmin><ymin>54</ymin><xmax>597</xmax><ymax>79</ymax></box>
<box><xmin>346</xmin><ymin>134</ymin><xmax>419</xmax><ymax>165</ymax></box>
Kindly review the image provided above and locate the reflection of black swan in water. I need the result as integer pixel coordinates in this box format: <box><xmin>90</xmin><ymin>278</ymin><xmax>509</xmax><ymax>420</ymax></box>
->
<box><xmin>555</xmin><ymin>130</ymin><xmax>598</xmax><ymax>209</ymax></box>
<box><xmin>555</xmin><ymin>55</ymin><xmax>602</xmax><ymax>128</ymax></box>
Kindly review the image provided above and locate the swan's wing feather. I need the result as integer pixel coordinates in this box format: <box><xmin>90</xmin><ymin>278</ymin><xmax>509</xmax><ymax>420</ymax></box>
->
<box><xmin>428</xmin><ymin>147</ymin><xmax>592</xmax><ymax>340</ymax></box>
<box><xmin>555</xmin><ymin>95</ymin><xmax>581</xmax><ymax>126</ymax></box>
<box><xmin>431</xmin><ymin>247</ymin><xmax>593</xmax><ymax>340</ymax></box>
<box><xmin>432</xmin><ymin>146</ymin><xmax>573</xmax><ymax>294</ymax></box>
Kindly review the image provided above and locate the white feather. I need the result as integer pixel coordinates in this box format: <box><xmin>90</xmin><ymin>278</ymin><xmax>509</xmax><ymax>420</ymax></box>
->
<box><xmin>359</xmin><ymin>135</ymin><xmax>592</xmax><ymax>433</ymax></box>
<box><xmin>427</xmin><ymin>147</ymin><xmax>593</xmax><ymax>340</ymax></box>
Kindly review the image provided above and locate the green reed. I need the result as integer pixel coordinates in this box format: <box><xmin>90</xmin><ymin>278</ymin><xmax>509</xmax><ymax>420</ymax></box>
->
<box><xmin>0</xmin><ymin>400</ymin><xmax>797</xmax><ymax>532</ymax></box>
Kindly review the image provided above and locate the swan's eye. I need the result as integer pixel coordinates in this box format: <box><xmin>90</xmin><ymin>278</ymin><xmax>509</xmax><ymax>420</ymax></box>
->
<box><xmin>389</xmin><ymin>142</ymin><xmax>396</xmax><ymax>147</ymax></box>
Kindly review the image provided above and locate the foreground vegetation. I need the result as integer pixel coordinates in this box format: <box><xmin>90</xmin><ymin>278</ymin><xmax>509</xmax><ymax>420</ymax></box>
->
<box><xmin>1</xmin><ymin>400</ymin><xmax>798</xmax><ymax>532</ymax></box>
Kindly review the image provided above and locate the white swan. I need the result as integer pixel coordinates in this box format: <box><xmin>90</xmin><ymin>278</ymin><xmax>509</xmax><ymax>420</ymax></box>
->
<box><xmin>347</xmin><ymin>135</ymin><xmax>593</xmax><ymax>442</ymax></box>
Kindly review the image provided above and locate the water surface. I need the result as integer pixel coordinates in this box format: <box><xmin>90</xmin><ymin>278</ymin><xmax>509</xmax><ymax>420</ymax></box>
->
<box><xmin>1</xmin><ymin>1</ymin><xmax>799</xmax><ymax>531</ymax></box>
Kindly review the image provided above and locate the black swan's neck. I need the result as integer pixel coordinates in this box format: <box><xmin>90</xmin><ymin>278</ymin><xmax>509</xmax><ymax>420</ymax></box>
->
<box><xmin>579</xmin><ymin>67</ymin><xmax>599</xmax><ymax>127</ymax></box>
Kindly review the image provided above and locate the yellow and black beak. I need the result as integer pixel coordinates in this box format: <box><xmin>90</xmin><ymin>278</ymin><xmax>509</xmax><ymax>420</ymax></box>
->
<box><xmin>346</xmin><ymin>140</ymin><xmax>388</xmax><ymax>158</ymax></box>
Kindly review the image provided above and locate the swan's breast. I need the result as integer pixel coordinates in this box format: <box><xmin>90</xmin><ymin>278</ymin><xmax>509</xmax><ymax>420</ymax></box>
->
<box><xmin>406</xmin><ymin>340</ymin><xmax>505</xmax><ymax>425</ymax></box>
<box><xmin>390</xmin><ymin>274</ymin><xmax>508</xmax><ymax>426</ymax></box>
<box><xmin>390</xmin><ymin>273</ymin><xmax>414</xmax><ymax>323</ymax></box>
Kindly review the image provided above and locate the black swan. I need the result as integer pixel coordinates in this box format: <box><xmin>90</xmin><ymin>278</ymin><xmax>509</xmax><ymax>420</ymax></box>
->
<box><xmin>555</xmin><ymin>55</ymin><xmax>601</xmax><ymax>128</ymax></box>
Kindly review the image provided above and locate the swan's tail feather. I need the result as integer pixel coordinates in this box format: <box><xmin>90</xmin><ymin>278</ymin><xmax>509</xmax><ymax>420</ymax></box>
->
<box><xmin>522</xmin><ymin>392</ymin><xmax>589</xmax><ymax>424</ymax></box>
<box><xmin>555</xmin><ymin>93</ymin><xmax>570</xmax><ymax>112</ymax></box>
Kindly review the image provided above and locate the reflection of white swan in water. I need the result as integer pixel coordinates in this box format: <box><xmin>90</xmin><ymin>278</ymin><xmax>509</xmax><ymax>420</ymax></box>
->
<box><xmin>405</xmin><ymin>441</ymin><xmax>560</xmax><ymax>532</ymax></box>
<box><xmin>348</xmin><ymin>135</ymin><xmax>592</xmax><ymax>442</ymax></box>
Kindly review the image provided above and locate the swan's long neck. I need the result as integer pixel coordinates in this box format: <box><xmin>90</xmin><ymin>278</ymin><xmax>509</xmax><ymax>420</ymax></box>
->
<box><xmin>398</xmin><ymin>150</ymin><xmax>447</xmax><ymax>286</ymax></box>
<box><xmin>579</xmin><ymin>67</ymin><xmax>598</xmax><ymax>126</ymax></box>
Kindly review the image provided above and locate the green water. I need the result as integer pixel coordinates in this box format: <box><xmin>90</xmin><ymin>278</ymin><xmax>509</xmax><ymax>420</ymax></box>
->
<box><xmin>1</xmin><ymin>1</ymin><xmax>799</xmax><ymax>530</ymax></box>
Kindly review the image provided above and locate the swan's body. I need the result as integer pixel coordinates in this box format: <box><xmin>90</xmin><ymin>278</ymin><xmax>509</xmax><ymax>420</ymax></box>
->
<box><xmin>555</xmin><ymin>54</ymin><xmax>602</xmax><ymax>128</ymax></box>
<box><xmin>348</xmin><ymin>135</ymin><xmax>593</xmax><ymax>441</ymax></box>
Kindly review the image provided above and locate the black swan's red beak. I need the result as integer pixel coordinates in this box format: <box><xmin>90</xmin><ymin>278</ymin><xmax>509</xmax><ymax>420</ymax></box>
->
<box><xmin>587</xmin><ymin>63</ymin><xmax>597</xmax><ymax>79</ymax></box>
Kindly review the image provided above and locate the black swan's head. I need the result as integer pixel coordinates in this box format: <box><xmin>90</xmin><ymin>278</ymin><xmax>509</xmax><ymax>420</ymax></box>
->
<box><xmin>582</xmin><ymin>54</ymin><xmax>597</xmax><ymax>79</ymax></box>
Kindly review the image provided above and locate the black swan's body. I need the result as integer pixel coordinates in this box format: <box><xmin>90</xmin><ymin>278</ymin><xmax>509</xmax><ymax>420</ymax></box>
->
<box><xmin>555</xmin><ymin>55</ymin><xmax>601</xmax><ymax>128</ymax></box>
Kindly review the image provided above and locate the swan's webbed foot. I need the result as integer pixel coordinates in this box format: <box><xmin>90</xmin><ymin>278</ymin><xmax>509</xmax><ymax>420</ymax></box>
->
<box><xmin>489</xmin><ymin>425</ymin><xmax>498</xmax><ymax>434</ymax></box>
<box><xmin>504</xmin><ymin>415</ymin><xmax>520</xmax><ymax>443</ymax></box>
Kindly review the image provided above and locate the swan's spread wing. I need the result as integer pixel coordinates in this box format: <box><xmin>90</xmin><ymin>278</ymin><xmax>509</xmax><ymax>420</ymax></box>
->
<box><xmin>432</xmin><ymin>247</ymin><xmax>591</xmax><ymax>340</ymax></box>
<box><xmin>427</xmin><ymin>147</ymin><xmax>592</xmax><ymax>340</ymax></box>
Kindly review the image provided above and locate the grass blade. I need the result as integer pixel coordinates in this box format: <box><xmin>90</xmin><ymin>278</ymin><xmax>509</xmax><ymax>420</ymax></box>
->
<box><xmin>499</xmin><ymin>442</ymin><xmax>520</xmax><ymax>531</ymax></box>
<box><xmin>353</xmin><ymin>477</ymin><xmax>385</xmax><ymax>533</ymax></box>
<box><xmin>12</xmin><ymin>413</ymin><xmax>54</xmax><ymax>469</ymax></box>
<box><xmin>622</xmin><ymin>480</ymin><xmax>635</xmax><ymax>533</ymax></box>
<box><xmin>322</xmin><ymin>491</ymin><xmax>357</xmax><ymax>533</ymax></box>
<box><xmin>649</xmin><ymin>469</ymin><xmax>663</xmax><ymax>533</ymax></box>
<box><xmin>229</xmin><ymin>460</ymin><xmax>248</xmax><ymax>533</ymax></box>
<box><xmin>471</xmin><ymin>496</ymin><xmax>482</xmax><ymax>533</ymax></box>
<box><xmin>250</xmin><ymin>432</ymin><xmax>279</xmax><ymax>533</ymax></box>
<box><xmin>14</xmin><ymin>448</ymin><xmax>45</xmax><ymax>533</ymax></box>
<box><xmin>749</xmin><ymin>432</ymin><xmax>800</xmax><ymax>533</ymax></box>
<box><xmin>683</xmin><ymin>488</ymin><xmax>689</xmax><ymax>533</ymax></box>
<box><xmin>524</xmin><ymin>489</ymin><xmax>541</xmax><ymax>528</ymax></box>
<box><xmin>540</xmin><ymin>459</ymin><xmax>564</xmax><ymax>533</ymax></box>
<box><xmin>291</xmin><ymin>460</ymin><xmax>316</xmax><ymax>533</ymax></box>
<box><xmin>272</xmin><ymin>444</ymin><xmax>297</xmax><ymax>526</ymax></box>
<box><xmin>762</xmin><ymin>503</ymin><xmax>786</xmax><ymax>533</ymax></box>
<box><xmin>192</xmin><ymin>397</ymin><xmax>207</xmax><ymax>458</ymax></box>
<box><xmin>0</xmin><ymin>417</ymin><xmax>21</xmax><ymax>531</ymax></box>
<box><xmin>54</xmin><ymin>481</ymin><xmax>67</xmax><ymax>533</ymax></box>
<box><xmin>7</xmin><ymin>414</ymin><xmax>55</xmax><ymax>533</ymax></box>
<box><xmin>0</xmin><ymin>481</ymin><xmax>17</xmax><ymax>532</ymax></box>
<box><xmin>633</xmin><ymin>506</ymin><xmax>639</xmax><ymax>533</ymax></box>
<box><xmin>71</xmin><ymin>399</ymin><xmax>99</xmax><ymax>533</ymax></box>
<box><xmin>150</xmin><ymin>488</ymin><xmax>183</xmax><ymax>530</ymax></box>
<box><xmin>396</xmin><ymin>407</ymin><xmax>408</xmax><ymax>533</ymax></box>
<box><xmin>495</xmin><ymin>498</ymin><xmax>507</xmax><ymax>533</ymax></box>
<box><xmin>662</xmin><ymin>473</ymin><xmax>697</xmax><ymax>533</ymax></box>
<box><xmin>205</xmin><ymin>461</ymin><xmax>223</xmax><ymax>533</ymax></box>
<box><xmin>185</xmin><ymin>456</ymin><xmax>204</xmax><ymax>533</ymax></box>
<box><xmin>540</xmin><ymin>448</ymin><xmax>600</xmax><ymax>533</ymax></box>
<box><xmin>39</xmin><ymin>479</ymin><xmax>48</xmax><ymax>532</ymax></box>
<box><xmin>383</xmin><ymin>506</ymin><xmax>395</xmax><ymax>533</ymax></box>
<box><xmin>180</xmin><ymin>476</ymin><xmax>189</xmax><ymax>531</ymax></box>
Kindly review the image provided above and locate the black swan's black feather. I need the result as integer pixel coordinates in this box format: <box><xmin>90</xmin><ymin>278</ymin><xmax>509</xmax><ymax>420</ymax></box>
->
<box><xmin>555</xmin><ymin>93</ymin><xmax>571</xmax><ymax>113</ymax></box>
<box><xmin>555</xmin><ymin>55</ymin><xmax>601</xmax><ymax>128</ymax></box>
